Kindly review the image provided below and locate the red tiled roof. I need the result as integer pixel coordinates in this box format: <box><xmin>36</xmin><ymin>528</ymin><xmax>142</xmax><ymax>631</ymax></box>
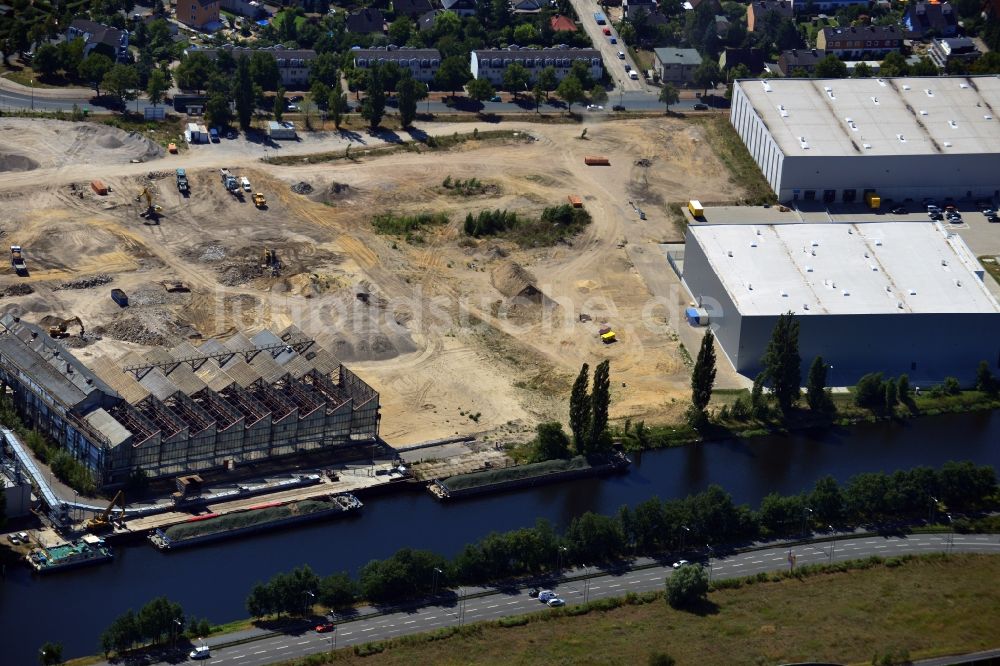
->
<box><xmin>550</xmin><ymin>14</ymin><xmax>577</xmax><ymax>32</ymax></box>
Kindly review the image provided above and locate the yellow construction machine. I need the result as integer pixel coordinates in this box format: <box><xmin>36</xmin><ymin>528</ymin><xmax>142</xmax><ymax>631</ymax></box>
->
<box><xmin>47</xmin><ymin>316</ymin><xmax>84</xmax><ymax>339</ymax></box>
<box><xmin>86</xmin><ymin>491</ymin><xmax>126</xmax><ymax>532</ymax></box>
<box><xmin>135</xmin><ymin>187</ymin><xmax>163</xmax><ymax>219</ymax></box>
<box><xmin>253</xmin><ymin>192</ymin><xmax>267</xmax><ymax>208</ymax></box>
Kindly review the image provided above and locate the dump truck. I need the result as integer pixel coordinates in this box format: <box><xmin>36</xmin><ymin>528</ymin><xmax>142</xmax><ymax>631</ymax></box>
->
<box><xmin>253</xmin><ymin>192</ymin><xmax>267</xmax><ymax>208</ymax></box>
<box><xmin>220</xmin><ymin>169</ymin><xmax>239</xmax><ymax>195</ymax></box>
<box><xmin>584</xmin><ymin>156</ymin><xmax>610</xmax><ymax>166</ymax></box>
<box><xmin>688</xmin><ymin>200</ymin><xmax>704</xmax><ymax>218</ymax></box>
<box><xmin>865</xmin><ymin>191</ymin><xmax>881</xmax><ymax>210</ymax></box>
<box><xmin>111</xmin><ymin>288</ymin><xmax>129</xmax><ymax>307</ymax></box>
<box><xmin>10</xmin><ymin>245</ymin><xmax>26</xmax><ymax>275</ymax></box>
<box><xmin>176</xmin><ymin>168</ymin><xmax>189</xmax><ymax>193</ymax></box>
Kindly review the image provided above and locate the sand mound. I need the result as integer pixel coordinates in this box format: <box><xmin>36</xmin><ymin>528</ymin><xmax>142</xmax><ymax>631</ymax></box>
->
<box><xmin>0</xmin><ymin>153</ymin><xmax>39</xmax><ymax>172</ymax></box>
<box><xmin>97</xmin><ymin>135</ymin><xmax>124</xmax><ymax>149</ymax></box>
<box><xmin>491</xmin><ymin>261</ymin><xmax>542</xmax><ymax>300</ymax></box>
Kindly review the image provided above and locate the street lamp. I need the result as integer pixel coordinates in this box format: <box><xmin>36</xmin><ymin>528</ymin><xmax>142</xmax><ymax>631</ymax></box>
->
<box><xmin>706</xmin><ymin>545</ymin><xmax>714</xmax><ymax>582</ymax></box>
<box><xmin>681</xmin><ymin>525</ymin><xmax>691</xmax><ymax>552</ymax></box>
<box><xmin>173</xmin><ymin>617</ymin><xmax>183</xmax><ymax>645</ymax></box>
<box><xmin>556</xmin><ymin>546</ymin><xmax>568</xmax><ymax>576</ymax></box>
<box><xmin>929</xmin><ymin>496</ymin><xmax>939</xmax><ymax>524</ymax></box>
<box><xmin>946</xmin><ymin>513</ymin><xmax>954</xmax><ymax>553</ymax></box>
<box><xmin>304</xmin><ymin>590</ymin><xmax>315</xmax><ymax>614</ymax></box>
<box><xmin>828</xmin><ymin>525</ymin><xmax>835</xmax><ymax>564</ymax></box>
<box><xmin>802</xmin><ymin>507</ymin><xmax>814</xmax><ymax>537</ymax></box>
<box><xmin>30</xmin><ymin>79</ymin><xmax>34</xmax><ymax>111</ymax></box>
<box><xmin>432</xmin><ymin>567</ymin><xmax>443</xmax><ymax>596</ymax></box>
<box><xmin>582</xmin><ymin>564</ymin><xmax>591</xmax><ymax>603</ymax></box>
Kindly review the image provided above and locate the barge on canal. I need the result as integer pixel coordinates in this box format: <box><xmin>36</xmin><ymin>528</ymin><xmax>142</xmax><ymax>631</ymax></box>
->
<box><xmin>27</xmin><ymin>534</ymin><xmax>113</xmax><ymax>573</ymax></box>
<box><xmin>149</xmin><ymin>493</ymin><xmax>362</xmax><ymax>551</ymax></box>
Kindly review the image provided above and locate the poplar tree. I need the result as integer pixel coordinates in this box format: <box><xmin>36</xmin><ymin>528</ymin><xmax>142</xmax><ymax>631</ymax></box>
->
<box><xmin>690</xmin><ymin>329</ymin><xmax>716</xmax><ymax>414</ymax></box>
<box><xmin>569</xmin><ymin>363</ymin><xmax>591</xmax><ymax>453</ymax></box>
<box><xmin>761</xmin><ymin>312</ymin><xmax>801</xmax><ymax>413</ymax></box>
<box><xmin>589</xmin><ymin>360</ymin><xmax>611</xmax><ymax>451</ymax></box>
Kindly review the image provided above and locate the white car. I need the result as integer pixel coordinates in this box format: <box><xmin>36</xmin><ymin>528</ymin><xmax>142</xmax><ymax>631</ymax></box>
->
<box><xmin>240</xmin><ymin>176</ymin><xmax>251</xmax><ymax>192</ymax></box>
<box><xmin>189</xmin><ymin>645</ymin><xmax>211</xmax><ymax>660</ymax></box>
<box><xmin>617</xmin><ymin>51</ymin><xmax>625</xmax><ymax>59</ymax></box>
<box><xmin>672</xmin><ymin>559</ymin><xmax>689</xmax><ymax>569</ymax></box>
<box><xmin>547</xmin><ymin>597</ymin><xmax>566</xmax><ymax>607</ymax></box>
<box><xmin>629</xmin><ymin>71</ymin><xmax>639</xmax><ymax>80</ymax></box>
<box><xmin>538</xmin><ymin>589</ymin><xmax>557</xmax><ymax>603</ymax></box>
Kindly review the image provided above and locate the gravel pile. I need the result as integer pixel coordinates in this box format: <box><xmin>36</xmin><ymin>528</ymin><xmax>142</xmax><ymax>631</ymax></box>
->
<box><xmin>128</xmin><ymin>287</ymin><xmax>168</xmax><ymax>307</ymax></box>
<box><xmin>219</xmin><ymin>263</ymin><xmax>264</xmax><ymax>286</ymax></box>
<box><xmin>200</xmin><ymin>245</ymin><xmax>226</xmax><ymax>262</ymax></box>
<box><xmin>58</xmin><ymin>274</ymin><xmax>113</xmax><ymax>290</ymax></box>
<box><xmin>291</xmin><ymin>181</ymin><xmax>314</xmax><ymax>194</ymax></box>
<box><xmin>635</xmin><ymin>158</ymin><xmax>652</xmax><ymax>167</ymax></box>
<box><xmin>146</xmin><ymin>171</ymin><xmax>170</xmax><ymax>180</ymax></box>
<box><xmin>3</xmin><ymin>284</ymin><xmax>34</xmax><ymax>297</ymax></box>
<box><xmin>102</xmin><ymin>318</ymin><xmax>166</xmax><ymax>346</ymax></box>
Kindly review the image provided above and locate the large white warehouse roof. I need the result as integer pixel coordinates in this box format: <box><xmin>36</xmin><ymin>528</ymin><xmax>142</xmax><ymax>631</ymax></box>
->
<box><xmin>689</xmin><ymin>221</ymin><xmax>1000</xmax><ymax>316</ymax></box>
<box><xmin>737</xmin><ymin>76</ymin><xmax>1000</xmax><ymax>157</ymax></box>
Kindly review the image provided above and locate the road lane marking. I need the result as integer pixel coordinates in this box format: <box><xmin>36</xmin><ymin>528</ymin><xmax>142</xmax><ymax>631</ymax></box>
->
<box><xmin>404</xmin><ymin>620</ymin><xmax>416</xmax><ymax>624</ymax></box>
<box><xmin>608</xmin><ymin>583</ymin><xmax>621</xmax><ymax>588</ymax></box>
<box><xmin>487</xmin><ymin>604</ymin><xmax>499</xmax><ymax>608</ymax></box>
<box><xmin>254</xmin><ymin>651</ymin><xmax>266</xmax><ymax>655</ymax></box>
<box><xmin>751</xmin><ymin>560</ymin><xmax>763</xmax><ymax>564</ymax></box>
<box><xmin>507</xmin><ymin>600</ymin><xmax>519</xmax><ymax>604</ymax></box>
<box><xmin>362</xmin><ymin>627</ymin><xmax>374</xmax><ymax>632</ymax></box>
<box><xmin>233</xmin><ymin>657</ymin><xmax>246</xmax><ymax>661</ymax></box>
<box><xmin>342</xmin><ymin>632</ymin><xmax>353</xmax><ymax>636</ymax></box>
<box><xmin>297</xmin><ymin>640</ymin><xmax>309</xmax><ymax>644</ymax></box>
<box><xmin>276</xmin><ymin>645</ymin><xmax>289</xmax><ymax>650</ymax></box>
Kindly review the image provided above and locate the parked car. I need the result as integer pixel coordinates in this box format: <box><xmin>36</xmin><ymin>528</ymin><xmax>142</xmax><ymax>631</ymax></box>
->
<box><xmin>289</xmin><ymin>95</ymin><xmax>304</xmax><ymax>102</ymax></box>
<box><xmin>529</xmin><ymin>587</ymin><xmax>540</xmax><ymax>598</ymax></box>
<box><xmin>629</xmin><ymin>71</ymin><xmax>638</xmax><ymax>80</ymax></box>
<box><xmin>226</xmin><ymin>130</ymin><xmax>237</xmax><ymax>140</ymax></box>
<box><xmin>929</xmin><ymin>211</ymin><xmax>944</xmax><ymax>220</ymax></box>
<box><xmin>672</xmin><ymin>559</ymin><xmax>689</xmax><ymax>569</ymax></box>
<box><xmin>617</xmin><ymin>51</ymin><xmax>625</xmax><ymax>59</ymax></box>
<box><xmin>586</xmin><ymin>104</ymin><xmax>603</xmax><ymax>111</ymax></box>
<box><xmin>693</xmin><ymin>103</ymin><xmax>708</xmax><ymax>110</ymax></box>
<box><xmin>315</xmin><ymin>623</ymin><xmax>335</xmax><ymax>633</ymax></box>
<box><xmin>6</xmin><ymin>534</ymin><xmax>19</xmax><ymax>544</ymax></box>
<box><xmin>547</xmin><ymin>597</ymin><xmax>566</xmax><ymax>607</ymax></box>
<box><xmin>17</xmin><ymin>532</ymin><xmax>28</xmax><ymax>543</ymax></box>
<box><xmin>240</xmin><ymin>176</ymin><xmax>252</xmax><ymax>192</ymax></box>
<box><xmin>988</xmin><ymin>214</ymin><xmax>999</xmax><ymax>223</ymax></box>
<box><xmin>209</xmin><ymin>128</ymin><xmax>219</xmax><ymax>143</ymax></box>
<box><xmin>623</xmin><ymin>62</ymin><xmax>630</xmax><ymax>71</ymax></box>
<box><xmin>609</xmin><ymin>37</ymin><xmax>617</xmax><ymax>44</ymax></box>
<box><xmin>612</xmin><ymin>104</ymin><xmax>626</xmax><ymax>111</ymax></box>
<box><xmin>490</xmin><ymin>95</ymin><xmax>502</xmax><ymax>102</ymax></box>
<box><xmin>982</xmin><ymin>207</ymin><xmax>996</xmax><ymax>217</ymax></box>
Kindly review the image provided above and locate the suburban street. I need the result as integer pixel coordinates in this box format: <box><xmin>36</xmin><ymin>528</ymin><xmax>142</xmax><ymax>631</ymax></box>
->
<box><xmin>91</xmin><ymin>533</ymin><xmax>1000</xmax><ymax>666</ymax></box>
<box><xmin>567</xmin><ymin>0</ymin><xmax>647</xmax><ymax>93</ymax></box>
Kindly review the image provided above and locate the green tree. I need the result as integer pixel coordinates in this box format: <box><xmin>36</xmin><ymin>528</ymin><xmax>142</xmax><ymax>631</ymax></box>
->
<box><xmin>761</xmin><ymin>312</ymin><xmax>801</xmax><ymax>413</ymax></box>
<box><xmin>690</xmin><ymin>328</ymin><xmax>717</xmax><ymax>418</ymax></box>
<box><xmin>328</xmin><ymin>87</ymin><xmax>347</xmax><ymax>129</ymax></box>
<box><xmin>537</xmin><ymin>66</ymin><xmax>558</xmax><ymax>97</ymax></box>
<box><xmin>503</xmin><ymin>62</ymin><xmax>531</xmax><ymax>93</ymax></box>
<box><xmin>570</xmin><ymin>363</ymin><xmax>591</xmax><ymax>452</ymax></box>
<box><xmin>388</xmin><ymin>16</ymin><xmax>413</xmax><ymax>45</ymax></box>
<box><xmin>897</xmin><ymin>374</ymin><xmax>911</xmax><ymax>402</ymax></box>
<box><xmin>535</xmin><ymin>421</ymin><xmax>571</xmax><ymax>460</ymax></box>
<box><xmin>513</xmin><ymin>22</ymin><xmax>538</xmax><ymax>44</ymax></box>
<box><xmin>246</xmin><ymin>582</ymin><xmax>273</xmax><ymax>619</ymax></box>
<box><xmin>910</xmin><ymin>56</ymin><xmax>939</xmax><ymax>77</ymax></box>
<box><xmin>880</xmin><ymin>51</ymin><xmax>909</xmax><ymax>77</ymax></box>
<box><xmin>532</xmin><ymin>84</ymin><xmax>546</xmax><ymax>112</ymax></box>
<box><xmin>665</xmin><ymin>563</ymin><xmax>709</xmax><ymax>608</ymax></box>
<box><xmin>397</xmin><ymin>72</ymin><xmax>427</xmax><ymax>128</ymax></box>
<box><xmin>557</xmin><ymin>75</ymin><xmax>585</xmax><ymax>113</ymax></box>
<box><xmin>79</xmin><ymin>53</ymin><xmax>113</xmax><ymax>96</ymax></box>
<box><xmin>435</xmin><ymin>55</ymin><xmax>472</xmax><ymax>97</ymax></box>
<box><xmin>976</xmin><ymin>361</ymin><xmax>997</xmax><ymax>395</ymax></box>
<box><xmin>971</xmin><ymin>51</ymin><xmax>1000</xmax><ymax>75</ymax></box>
<box><xmin>205</xmin><ymin>92</ymin><xmax>234</xmax><ymax>128</ymax></box>
<box><xmin>361</xmin><ymin>64</ymin><xmax>387</xmax><ymax>129</ymax></box>
<box><xmin>310</xmin><ymin>81</ymin><xmax>330</xmax><ymax>110</ymax></box>
<box><xmin>658</xmin><ymin>83</ymin><xmax>679</xmax><ymax>113</ymax></box>
<box><xmin>274</xmin><ymin>86</ymin><xmax>286</xmax><ymax>122</ymax></box>
<box><xmin>466</xmin><ymin>77</ymin><xmax>496</xmax><ymax>105</ymax></box>
<box><xmin>146</xmin><ymin>68</ymin><xmax>168</xmax><ymax>108</ymax></box>
<box><xmin>854</xmin><ymin>372</ymin><xmax>885</xmax><ymax>410</ymax></box>
<box><xmin>249</xmin><ymin>51</ymin><xmax>280</xmax><ymax>90</ymax></box>
<box><xmin>590</xmin><ymin>85</ymin><xmax>608</xmax><ymax>105</ymax></box>
<box><xmin>176</xmin><ymin>51</ymin><xmax>215</xmax><ymax>92</ymax></box>
<box><xmin>309</xmin><ymin>52</ymin><xmax>341</xmax><ymax>87</ymax></box>
<box><xmin>137</xmin><ymin>597</ymin><xmax>184</xmax><ymax>645</ymax></box>
<box><xmin>806</xmin><ymin>356</ymin><xmax>832</xmax><ymax>413</ymax></box>
<box><xmin>33</xmin><ymin>43</ymin><xmax>61</xmax><ymax>78</ymax></box>
<box><xmin>102</xmin><ymin>64</ymin><xmax>140</xmax><ymax>108</ymax></box>
<box><xmin>38</xmin><ymin>641</ymin><xmax>63</xmax><ymax>665</ymax></box>
<box><xmin>852</xmin><ymin>61</ymin><xmax>874</xmax><ymax>78</ymax></box>
<box><xmin>814</xmin><ymin>54</ymin><xmax>848</xmax><ymax>78</ymax></box>
<box><xmin>318</xmin><ymin>572</ymin><xmax>358</xmax><ymax>609</ymax></box>
<box><xmin>692</xmin><ymin>60</ymin><xmax>722</xmax><ymax>96</ymax></box>
<box><xmin>884</xmin><ymin>377</ymin><xmax>898</xmax><ymax>410</ymax></box>
<box><xmin>234</xmin><ymin>55</ymin><xmax>254</xmax><ymax>131</ymax></box>
<box><xmin>589</xmin><ymin>359</ymin><xmax>611</xmax><ymax>451</ymax></box>
<box><xmin>58</xmin><ymin>38</ymin><xmax>85</xmax><ymax>77</ymax></box>
<box><xmin>808</xmin><ymin>475</ymin><xmax>845</xmax><ymax>525</ymax></box>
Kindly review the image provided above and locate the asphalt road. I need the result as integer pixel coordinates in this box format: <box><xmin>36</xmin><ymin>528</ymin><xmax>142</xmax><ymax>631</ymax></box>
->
<box><xmin>98</xmin><ymin>533</ymin><xmax>1000</xmax><ymax>666</ymax></box>
<box><xmin>566</xmin><ymin>0</ymin><xmax>646</xmax><ymax>93</ymax></box>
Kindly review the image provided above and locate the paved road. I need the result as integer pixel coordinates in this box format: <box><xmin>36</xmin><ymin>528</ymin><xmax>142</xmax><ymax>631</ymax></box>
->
<box><xmin>92</xmin><ymin>533</ymin><xmax>1000</xmax><ymax>665</ymax></box>
<box><xmin>567</xmin><ymin>0</ymin><xmax>645</xmax><ymax>93</ymax></box>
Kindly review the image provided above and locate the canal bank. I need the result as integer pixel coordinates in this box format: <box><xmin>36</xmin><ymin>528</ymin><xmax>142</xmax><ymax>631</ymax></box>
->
<box><xmin>2</xmin><ymin>410</ymin><xmax>999</xmax><ymax>663</ymax></box>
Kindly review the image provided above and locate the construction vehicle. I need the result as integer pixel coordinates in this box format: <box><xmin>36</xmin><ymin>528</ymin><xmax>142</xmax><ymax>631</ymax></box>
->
<box><xmin>176</xmin><ymin>168</ymin><xmax>189</xmax><ymax>194</ymax></box>
<box><xmin>160</xmin><ymin>280</ymin><xmax>190</xmax><ymax>293</ymax></box>
<box><xmin>47</xmin><ymin>316</ymin><xmax>84</xmax><ymax>339</ymax></box>
<box><xmin>865</xmin><ymin>191</ymin><xmax>881</xmax><ymax>210</ymax></box>
<box><xmin>111</xmin><ymin>288</ymin><xmax>129</xmax><ymax>307</ymax></box>
<box><xmin>10</xmin><ymin>245</ymin><xmax>26</xmax><ymax>275</ymax></box>
<box><xmin>135</xmin><ymin>187</ymin><xmax>162</xmax><ymax>219</ymax></box>
<box><xmin>220</xmin><ymin>169</ymin><xmax>239</xmax><ymax>196</ymax></box>
<box><xmin>261</xmin><ymin>248</ymin><xmax>280</xmax><ymax>275</ymax></box>
<box><xmin>86</xmin><ymin>491</ymin><xmax>126</xmax><ymax>532</ymax></box>
<box><xmin>253</xmin><ymin>192</ymin><xmax>267</xmax><ymax>208</ymax></box>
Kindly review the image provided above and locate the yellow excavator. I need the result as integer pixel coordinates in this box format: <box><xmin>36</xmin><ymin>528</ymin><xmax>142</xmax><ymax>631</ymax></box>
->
<box><xmin>47</xmin><ymin>316</ymin><xmax>84</xmax><ymax>339</ymax></box>
<box><xmin>135</xmin><ymin>187</ymin><xmax>162</xmax><ymax>219</ymax></box>
<box><xmin>86</xmin><ymin>491</ymin><xmax>126</xmax><ymax>532</ymax></box>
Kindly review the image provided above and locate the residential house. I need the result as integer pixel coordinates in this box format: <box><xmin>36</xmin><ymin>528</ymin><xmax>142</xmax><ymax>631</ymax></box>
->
<box><xmin>624</xmin><ymin>0</ymin><xmax>657</xmax><ymax>19</ymax></box>
<box><xmin>219</xmin><ymin>0</ymin><xmax>265</xmax><ymax>18</ymax></box>
<box><xmin>511</xmin><ymin>0</ymin><xmax>545</xmax><ymax>12</ymax></box>
<box><xmin>177</xmin><ymin>0</ymin><xmax>221</xmax><ymax>31</ymax></box>
<box><xmin>928</xmin><ymin>37</ymin><xmax>979</xmax><ymax>68</ymax></box>
<box><xmin>184</xmin><ymin>46</ymin><xmax>318</xmax><ymax>88</ymax></box>
<box><xmin>793</xmin><ymin>0</ymin><xmax>870</xmax><ymax>12</ymax></box>
<box><xmin>715</xmin><ymin>14</ymin><xmax>730</xmax><ymax>38</ymax></box>
<box><xmin>652</xmin><ymin>47</ymin><xmax>702</xmax><ymax>83</ymax></box>
<box><xmin>688</xmin><ymin>0</ymin><xmax>720</xmax><ymax>10</ymax></box>
<box><xmin>816</xmin><ymin>25</ymin><xmax>902</xmax><ymax>59</ymax></box>
<box><xmin>439</xmin><ymin>0</ymin><xmax>477</xmax><ymax>17</ymax></box>
<box><xmin>549</xmin><ymin>14</ymin><xmax>577</xmax><ymax>32</ymax></box>
<box><xmin>746</xmin><ymin>0</ymin><xmax>792</xmax><ymax>32</ymax></box>
<box><xmin>346</xmin><ymin>8</ymin><xmax>385</xmax><ymax>34</ymax></box>
<box><xmin>66</xmin><ymin>19</ymin><xmax>129</xmax><ymax>62</ymax></box>
<box><xmin>354</xmin><ymin>47</ymin><xmax>441</xmax><ymax>83</ymax></box>
<box><xmin>904</xmin><ymin>2</ymin><xmax>958</xmax><ymax>39</ymax></box>
<box><xmin>417</xmin><ymin>9</ymin><xmax>443</xmax><ymax>31</ymax></box>
<box><xmin>394</xmin><ymin>0</ymin><xmax>433</xmax><ymax>18</ymax></box>
<box><xmin>471</xmin><ymin>46</ymin><xmax>603</xmax><ymax>87</ymax></box>
<box><xmin>718</xmin><ymin>47</ymin><xmax>765</xmax><ymax>75</ymax></box>
<box><xmin>777</xmin><ymin>48</ymin><xmax>825</xmax><ymax>75</ymax></box>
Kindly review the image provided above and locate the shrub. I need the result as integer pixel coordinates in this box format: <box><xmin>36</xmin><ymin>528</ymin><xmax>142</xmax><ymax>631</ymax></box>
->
<box><xmin>371</xmin><ymin>212</ymin><xmax>448</xmax><ymax>236</ymax></box>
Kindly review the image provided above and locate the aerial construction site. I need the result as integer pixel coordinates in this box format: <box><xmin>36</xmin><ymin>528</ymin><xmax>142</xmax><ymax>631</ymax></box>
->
<box><xmin>0</xmin><ymin>116</ymin><xmax>747</xmax><ymax>531</ymax></box>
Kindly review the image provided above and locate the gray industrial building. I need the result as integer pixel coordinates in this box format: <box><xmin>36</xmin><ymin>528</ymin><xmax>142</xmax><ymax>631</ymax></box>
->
<box><xmin>0</xmin><ymin>316</ymin><xmax>380</xmax><ymax>489</ymax></box>
<box><xmin>730</xmin><ymin>76</ymin><xmax>1000</xmax><ymax>204</ymax></box>
<box><xmin>680</xmin><ymin>221</ymin><xmax>1000</xmax><ymax>385</ymax></box>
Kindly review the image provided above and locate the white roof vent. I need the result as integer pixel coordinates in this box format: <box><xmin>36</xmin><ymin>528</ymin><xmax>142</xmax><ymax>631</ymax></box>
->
<box><xmin>805</xmin><ymin>265</ymin><xmax>813</xmax><ymax>272</ymax></box>
<box><xmin>941</xmin><ymin>259</ymin><xmax>948</xmax><ymax>266</ymax></box>
<box><xmin>750</xmin><ymin>240</ymin><xmax>757</xmax><ymax>247</ymax></box>
<box><xmin>875</xmin><ymin>239</ymin><xmax>883</xmax><ymax>246</ymax></box>
<box><xmin>864</xmin><ymin>251</ymin><xmax>870</xmax><ymax>258</ymax></box>
<box><xmin>803</xmin><ymin>303</ymin><xmax>810</xmax><ymax>310</ymax></box>
<box><xmin>986</xmin><ymin>115</ymin><xmax>994</xmax><ymax>120</ymax></box>
<box><xmin>799</xmin><ymin>136</ymin><xmax>810</xmax><ymax>149</ymax></box>
<box><xmin>885</xmin><ymin>285</ymin><xmax>892</xmax><ymax>292</ymax></box>
<box><xmin>755</xmin><ymin>228</ymin><xmax>762</xmax><ymax>235</ymax></box>
<box><xmin>824</xmin><ymin>85</ymin><xmax>832</xmax><ymax>92</ymax></box>
<box><xmin>777</xmin><ymin>104</ymin><xmax>788</xmax><ymax>117</ymax></box>
<box><xmin>955</xmin><ymin>279</ymin><xmax>962</xmax><ymax>287</ymax></box>
<box><xmin>842</xmin><ymin>290</ymin><xmax>850</xmax><ymax>296</ymax></box>
<box><xmin>810</xmin><ymin>249</ymin><xmax>817</xmax><ymax>256</ymax></box>
<box><xmin>948</xmin><ymin>120</ymin><xmax>958</xmax><ymax>129</ymax></box>
<box><xmin>960</xmin><ymin>83</ymin><xmax>969</xmax><ymax>89</ymax></box>
<box><xmin>780</xmin><ymin>290</ymin><xmax>788</xmax><ymax>297</ymax></box>
<box><xmin>847</xmin><ymin>228</ymin><xmax>854</xmax><ymax>234</ymax></box>
<box><xmin>863</xmin><ymin>143</ymin><xmax>872</xmax><ymax>150</ymax></box>
<box><xmin>871</xmin><ymin>96</ymin><xmax>879</xmax><ymax>105</ymax></box>
<box><xmin>920</xmin><ymin>109</ymin><xmax>928</xmax><ymax>116</ymax></box>
<box><xmin>896</xmin><ymin>134</ymin><xmax>906</xmax><ymax>143</ymax></box>
<box><xmin>846</xmin><ymin>118</ymin><xmax>858</xmax><ymax>130</ymax></box>
<box><xmin>811</xmin><ymin>240</ymin><xmax>819</xmax><ymax>247</ymax></box>
<box><xmin>727</xmin><ymin>250</ymin><xmax>733</xmax><ymax>257</ymax></box>
<box><xmin>897</xmin><ymin>301</ymin><xmax>904</xmax><ymax>309</ymax></box>
<box><xmin>902</xmin><ymin>85</ymin><xmax>911</xmax><ymax>91</ymax></box>
<box><xmin>762</xmin><ymin>81</ymin><xmax>772</xmax><ymax>92</ymax></box>
<box><xmin>877</xmin><ymin>78</ymin><xmax>887</xmax><ymax>87</ymax></box>
<box><xmin>870</xmin><ymin>264</ymin><xmax>878</xmax><ymax>271</ymax></box>
<box><xmin>944</xmin><ymin>141</ymin><xmax>952</xmax><ymax>147</ymax></box>
<box><xmin>747</xmin><ymin>282</ymin><xmax>753</xmax><ymax>291</ymax></box>
<box><xmin>909</xmin><ymin>288</ymin><xmax>916</xmax><ymax>295</ymax></box>
<box><xmin>925</xmin><ymin>89</ymin><xmax>934</xmax><ymax>97</ymax></box>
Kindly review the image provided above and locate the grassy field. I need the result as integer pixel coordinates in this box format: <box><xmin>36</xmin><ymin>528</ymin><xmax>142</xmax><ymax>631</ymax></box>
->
<box><xmin>688</xmin><ymin>114</ymin><xmax>777</xmax><ymax>205</ymax></box>
<box><xmin>276</xmin><ymin>554</ymin><xmax>999</xmax><ymax>665</ymax></box>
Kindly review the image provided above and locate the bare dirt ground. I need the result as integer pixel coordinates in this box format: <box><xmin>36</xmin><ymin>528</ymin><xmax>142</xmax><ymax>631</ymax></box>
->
<box><xmin>0</xmin><ymin>117</ymin><xmax>745</xmax><ymax>446</ymax></box>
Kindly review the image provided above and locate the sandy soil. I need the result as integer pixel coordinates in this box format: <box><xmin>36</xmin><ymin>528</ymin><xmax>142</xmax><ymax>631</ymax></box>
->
<box><xmin>0</xmin><ymin>117</ymin><xmax>744</xmax><ymax>445</ymax></box>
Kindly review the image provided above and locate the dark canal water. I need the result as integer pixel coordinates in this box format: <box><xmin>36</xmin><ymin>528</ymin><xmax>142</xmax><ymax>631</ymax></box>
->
<box><xmin>3</xmin><ymin>411</ymin><xmax>999</xmax><ymax>661</ymax></box>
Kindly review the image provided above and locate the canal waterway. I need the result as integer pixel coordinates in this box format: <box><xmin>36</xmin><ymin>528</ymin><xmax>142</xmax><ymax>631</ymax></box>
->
<box><xmin>3</xmin><ymin>411</ymin><xmax>999</xmax><ymax>661</ymax></box>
